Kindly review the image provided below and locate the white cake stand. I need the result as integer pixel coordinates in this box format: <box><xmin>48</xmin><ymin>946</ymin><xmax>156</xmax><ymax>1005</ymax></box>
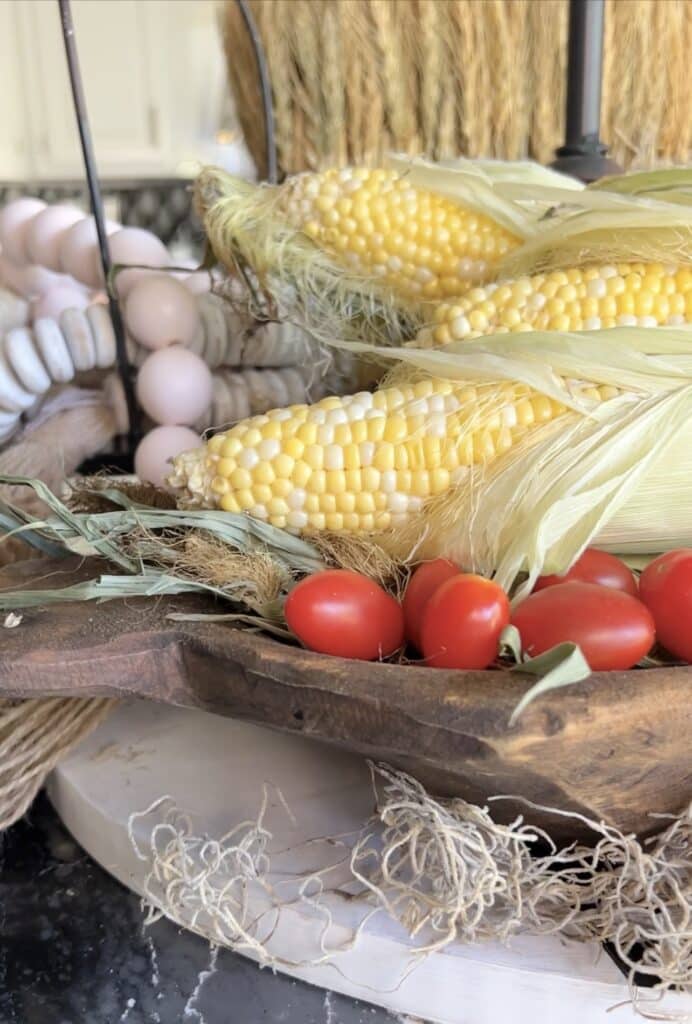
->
<box><xmin>47</xmin><ymin>700</ymin><xmax>690</xmax><ymax>1024</ymax></box>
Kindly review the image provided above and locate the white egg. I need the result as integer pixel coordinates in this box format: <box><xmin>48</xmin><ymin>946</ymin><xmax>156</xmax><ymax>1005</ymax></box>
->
<box><xmin>124</xmin><ymin>274</ymin><xmax>200</xmax><ymax>350</ymax></box>
<box><xmin>0</xmin><ymin>198</ymin><xmax>47</xmax><ymax>264</ymax></box>
<box><xmin>136</xmin><ymin>345</ymin><xmax>212</xmax><ymax>426</ymax></box>
<box><xmin>96</xmin><ymin>227</ymin><xmax>171</xmax><ymax>296</ymax></box>
<box><xmin>25</xmin><ymin>205</ymin><xmax>84</xmax><ymax>270</ymax></box>
<box><xmin>32</xmin><ymin>284</ymin><xmax>90</xmax><ymax>321</ymax></box>
<box><xmin>58</xmin><ymin>217</ymin><xmax>120</xmax><ymax>287</ymax></box>
<box><xmin>134</xmin><ymin>425</ymin><xmax>202</xmax><ymax>488</ymax></box>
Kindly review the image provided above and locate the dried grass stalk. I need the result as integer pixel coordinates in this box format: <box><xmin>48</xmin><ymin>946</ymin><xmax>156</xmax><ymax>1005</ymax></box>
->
<box><xmin>222</xmin><ymin>0</ymin><xmax>692</xmax><ymax>177</ymax></box>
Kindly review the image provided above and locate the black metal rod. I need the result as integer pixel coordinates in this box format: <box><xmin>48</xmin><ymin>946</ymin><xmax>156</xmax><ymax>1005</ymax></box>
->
<box><xmin>58</xmin><ymin>0</ymin><xmax>140</xmax><ymax>447</ymax></box>
<box><xmin>564</xmin><ymin>0</ymin><xmax>605</xmax><ymax>146</ymax></box>
<box><xmin>550</xmin><ymin>0</ymin><xmax>621</xmax><ymax>182</ymax></box>
<box><xmin>236</xmin><ymin>0</ymin><xmax>277</xmax><ymax>183</ymax></box>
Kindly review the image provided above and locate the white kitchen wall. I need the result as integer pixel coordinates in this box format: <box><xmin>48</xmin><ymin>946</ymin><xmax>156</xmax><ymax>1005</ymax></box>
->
<box><xmin>0</xmin><ymin>0</ymin><xmax>230</xmax><ymax>181</ymax></box>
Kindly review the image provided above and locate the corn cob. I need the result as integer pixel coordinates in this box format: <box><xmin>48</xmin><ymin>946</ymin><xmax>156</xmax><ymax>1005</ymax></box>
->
<box><xmin>279</xmin><ymin>168</ymin><xmax>521</xmax><ymax>301</ymax></box>
<box><xmin>170</xmin><ymin>378</ymin><xmax>619</xmax><ymax>534</ymax></box>
<box><xmin>416</xmin><ymin>262</ymin><xmax>692</xmax><ymax>345</ymax></box>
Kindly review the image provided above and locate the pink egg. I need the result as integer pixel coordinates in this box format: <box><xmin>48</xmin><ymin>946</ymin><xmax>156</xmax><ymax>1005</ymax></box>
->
<box><xmin>96</xmin><ymin>227</ymin><xmax>171</xmax><ymax>296</ymax></box>
<box><xmin>0</xmin><ymin>198</ymin><xmax>47</xmax><ymax>264</ymax></box>
<box><xmin>25</xmin><ymin>205</ymin><xmax>85</xmax><ymax>270</ymax></box>
<box><xmin>32</xmin><ymin>284</ymin><xmax>90</xmax><ymax>321</ymax></box>
<box><xmin>134</xmin><ymin>425</ymin><xmax>202</xmax><ymax>488</ymax></box>
<box><xmin>124</xmin><ymin>274</ymin><xmax>200</xmax><ymax>350</ymax></box>
<box><xmin>136</xmin><ymin>345</ymin><xmax>212</xmax><ymax>426</ymax></box>
<box><xmin>58</xmin><ymin>217</ymin><xmax>120</xmax><ymax>287</ymax></box>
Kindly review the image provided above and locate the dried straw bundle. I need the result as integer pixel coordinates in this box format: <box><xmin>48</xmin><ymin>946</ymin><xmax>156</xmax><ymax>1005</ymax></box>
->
<box><xmin>223</xmin><ymin>0</ymin><xmax>692</xmax><ymax>178</ymax></box>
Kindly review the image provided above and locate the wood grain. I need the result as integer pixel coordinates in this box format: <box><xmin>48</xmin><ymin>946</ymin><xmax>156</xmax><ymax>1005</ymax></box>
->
<box><xmin>2</xmin><ymin>558</ymin><xmax>690</xmax><ymax>841</ymax></box>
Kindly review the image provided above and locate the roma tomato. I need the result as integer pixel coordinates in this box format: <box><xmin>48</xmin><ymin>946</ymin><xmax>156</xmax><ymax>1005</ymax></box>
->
<box><xmin>534</xmin><ymin>548</ymin><xmax>637</xmax><ymax>596</ymax></box>
<box><xmin>640</xmin><ymin>549</ymin><xmax>692</xmax><ymax>662</ymax></box>
<box><xmin>403</xmin><ymin>558</ymin><xmax>460</xmax><ymax>650</ymax></box>
<box><xmin>284</xmin><ymin>569</ymin><xmax>404</xmax><ymax>661</ymax></box>
<box><xmin>420</xmin><ymin>574</ymin><xmax>510</xmax><ymax>669</ymax></box>
<box><xmin>512</xmin><ymin>581</ymin><xmax>655</xmax><ymax>670</ymax></box>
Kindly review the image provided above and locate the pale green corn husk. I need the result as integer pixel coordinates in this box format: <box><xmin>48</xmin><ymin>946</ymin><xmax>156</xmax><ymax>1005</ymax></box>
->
<box><xmin>322</xmin><ymin>326</ymin><xmax>692</xmax><ymax>592</ymax></box>
<box><xmin>499</xmin><ymin>168</ymin><xmax>692</xmax><ymax>276</ymax></box>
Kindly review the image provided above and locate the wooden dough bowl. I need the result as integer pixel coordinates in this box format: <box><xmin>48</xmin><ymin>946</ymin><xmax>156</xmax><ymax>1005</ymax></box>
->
<box><xmin>1</xmin><ymin>558</ymin><xmax>690</xmax><ymax>842</ymax></box>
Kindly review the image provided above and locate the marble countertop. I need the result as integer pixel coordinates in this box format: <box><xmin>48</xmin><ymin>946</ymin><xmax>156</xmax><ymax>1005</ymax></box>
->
<box><xmin>0</xmin><ymin>794</ymin><xmax>414</xmax><ymax>1024</ymax></box>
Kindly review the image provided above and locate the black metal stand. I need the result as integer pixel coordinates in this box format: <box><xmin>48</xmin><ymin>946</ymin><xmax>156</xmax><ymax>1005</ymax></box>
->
<box><xmin>550</xmin><ymin>0</ymin><xmax>621</xmax><ymax>183</ymax></box>
<box><xmin>58</xmin><ymin>0</ymin><xmax>141</xmax><ymax>453</ymax></box>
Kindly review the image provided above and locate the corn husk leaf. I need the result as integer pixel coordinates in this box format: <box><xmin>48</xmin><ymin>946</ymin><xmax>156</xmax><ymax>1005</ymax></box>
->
<box><xmin>500</xmin><ymin>626</ymin><xmax>594</xmax><ymax>722</ymax></box>
<box><xmin>509</xmin><ymin>642</ymin><xmax>592</xmax><ymax>725</ymax></box>
<box><xmin>320</xmin><ymin>327</ymin><xmax>692</xmax><ymax>586</ymax></box>
<box><xmin>589</xmin><ymin>168</ymin><xmax>692</xmax><ymax>205</ymax></box>
<box><xmin>0</xmin><ymin>571</ymin><xmax>215</xmax><ymax>610</ymax></box>
<box><xmin>331</xmin><ymin>326</ymin><xmax>692</xmax><ymax>408</ymax></box>
<box><xmin>442</xmin><ymin>157</ymin><xmax>585</xmax><ymax>192</ymax></box>
<box><xmin>499</xmin><ymin>175</ymin><xmax>692</xmax><ymax>276</ymax></box>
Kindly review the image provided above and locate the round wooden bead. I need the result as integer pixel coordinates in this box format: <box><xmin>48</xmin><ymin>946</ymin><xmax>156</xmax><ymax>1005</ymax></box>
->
<box><xmin>58</xmin><ymin>216</ymin><xmax>120</xmax><ymax>287</ymax></box>
<box><xmin>210</xmin><ymin>374</ymin><xmax>229</xmax><ymax>428</ymax></box>
<box><xmin>223</xmin><ymin>318</ymin><xmax>245</xmax><ymax>366</ymax></box>
<box><xmin>0</xmin><ymin>348</ymin><xmax>35</xmax><ymax>412</ymax></box>
<box><xmin>4</xmin><ymin>327</ymin><xmax>51</xmax><ymax>394</ymax></box>
<box><xmin>60</xmin><ymin>308</ymin><xmax>96</xmax><ymax>372</ymax></box>
<box><xmin>86</xmin><ymin>303</ymin><xmax>117</xmax><ymax>369</ymax></box>
<box><xmin>33</xmin><ymin>317</ymin><xmax>75</xmax><ymax>384</ymax></box>
<box><xmin>33</xmin><ymin>284</ymin><xmax>89</xmax><ymax>322</ymax></box>
<box><xmin>25</xmin><ymin>205</ymin><xmax>84</xmax><ymax>270</ymax></box>
<box><xmin>281</xmin><ymin>367</ymin><xmax>310</xmax><ymax>405</ymax></box>
<box><xmin>262</xmin><ymin>368</ymin><xmax>290</xmax><ymax>409</ymax></box>
<box><xmin>198</xmin><ymin>294</ymin><xmax>228</xmax><ymax>369</ymax></box>
<box><xmin>223</xmin><ymin>370</ymin><xmax>251</xmax><ymax>421</ymax></box>
<box><xmin>0</xmin><ymin>198</ymin><xmax>46</xmax><ymax>264</ymax></box>
<box><xmin>186</xmin><ymin>319</ymin><xmax>206</xmax><ymax>357</ymax></box>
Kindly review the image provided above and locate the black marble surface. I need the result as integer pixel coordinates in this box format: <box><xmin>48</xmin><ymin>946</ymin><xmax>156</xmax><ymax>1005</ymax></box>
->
<box><xmin>0</xmin><ymin>794</ymin><xmax>410</xmax><ymax>1024</ymax></box>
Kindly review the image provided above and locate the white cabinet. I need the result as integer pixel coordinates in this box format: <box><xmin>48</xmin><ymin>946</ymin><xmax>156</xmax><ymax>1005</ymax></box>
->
<box><xmin>1</xmin><ymin>0</ymin><xmax>227</xmax><ymax>181</ymax></box>
<box><xmin>0</xmin><ymin>2</ymin><xmax>31</xmax><ymax>181</ymax></box>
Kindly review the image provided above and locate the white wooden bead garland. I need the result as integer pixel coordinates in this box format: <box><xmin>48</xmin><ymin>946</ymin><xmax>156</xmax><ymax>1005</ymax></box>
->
<box><xmin>0</xmin><ymin>197</ymin><xmax>355</xmax><ymax>473</ymax></box>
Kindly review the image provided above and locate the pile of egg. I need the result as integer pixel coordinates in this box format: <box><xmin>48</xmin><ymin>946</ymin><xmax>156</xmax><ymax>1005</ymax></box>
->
<box><xmin>0</xmin><ymin>198</ymin><xmax>351</xmax><ymax>487</ymax></box>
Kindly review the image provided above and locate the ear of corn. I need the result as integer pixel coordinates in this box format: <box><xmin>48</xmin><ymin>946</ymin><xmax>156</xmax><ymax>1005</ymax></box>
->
<box><xmin>416</xmin><ymin>262</ymin><xmax>692</xmax><ymax>346</ymax></box>
<box><xmin>170</xmin><ymin>376</ymin><xmax>621</xmax><ymax>535</ymax></box>
<box><xmin>280</xmin><ymin>167</ymin><xmax>521</xmax><ymax>300</ymax></box>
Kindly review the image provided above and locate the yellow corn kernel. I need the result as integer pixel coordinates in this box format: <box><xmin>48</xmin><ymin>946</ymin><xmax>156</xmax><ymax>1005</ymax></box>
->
<box><xmin>416</xmin><ymin>261</ymin><xmax>691</xmax><ymax>346</ymax></box>
<box><xmin>280</xmin><ymin>166</ymin><xmax>520</xmax><ymax>299</ymax></box>
<box><xmin>172</xmin><ymin>376</ymin><xmax>615</xmax><ymax>535</ymax></box>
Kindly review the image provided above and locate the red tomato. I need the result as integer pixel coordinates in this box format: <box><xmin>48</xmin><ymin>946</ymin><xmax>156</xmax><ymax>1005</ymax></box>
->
<box><xmin>534</xmin><ymin>548</ymin><xmax>637</xmax><ymax>596</ymax></box>
<box><xmin>403</xmin><ymin>558</ymin><xmax>460</xmax><ymax>650</ymax></box>
<box><xmin>640</xmin><ymin>549</ymin><xmax>692</xmax><ymax>662</ymax></box>
<box><xmin>284</xmin><ymin>569</ymin><xmax>404</xmax><ymax>661</ymax></box>
<box><xmin>421</xmin><ymin>574</ymin><xmax>510</xmax><ymax>669</ymax></box>
<box><xmin>511</xmin><ymin>581</ymin><xmax>655</xmax><ymax>670</ymax></box>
